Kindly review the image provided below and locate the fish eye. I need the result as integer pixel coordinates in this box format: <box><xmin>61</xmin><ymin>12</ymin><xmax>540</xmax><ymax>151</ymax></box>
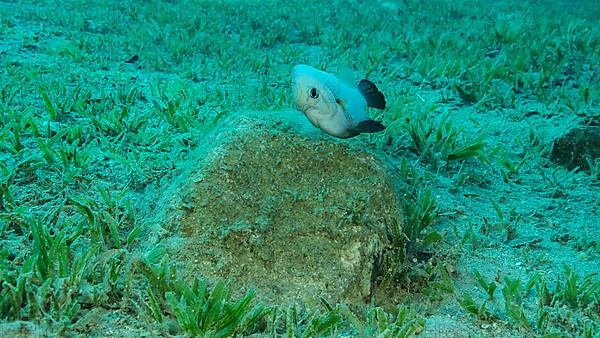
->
<box><xmin>309</xmin><ymin>87</ymin><xmax>319</xmax><ymax>99</ymax></box>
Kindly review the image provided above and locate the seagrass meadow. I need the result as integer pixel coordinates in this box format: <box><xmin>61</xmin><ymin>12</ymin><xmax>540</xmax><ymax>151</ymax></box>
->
<box><xmin>0</xmin><ymin>0</ymin><xmax>599</xmax><ymax>337</ymax></box>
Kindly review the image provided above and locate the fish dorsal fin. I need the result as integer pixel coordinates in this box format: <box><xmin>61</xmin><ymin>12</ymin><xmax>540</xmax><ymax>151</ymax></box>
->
<box><xmin>357</xmin><ymin>79</ymin><xmax>386</xmax><ymax>109</ymax></box>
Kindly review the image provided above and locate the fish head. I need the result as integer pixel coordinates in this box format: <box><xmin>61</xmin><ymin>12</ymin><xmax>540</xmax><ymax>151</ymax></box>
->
<box><xmin>292</xmin><ymin>64</ymin><xmax>341</xmax><ymax>124</ymax></box>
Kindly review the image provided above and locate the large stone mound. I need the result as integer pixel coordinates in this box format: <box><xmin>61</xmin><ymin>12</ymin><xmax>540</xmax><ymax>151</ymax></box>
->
<box><xmin>550</xmin><ymin>123</ymin><xmax>600</xmax><ymax>176</ymax></box>
<box><xmin>157</xmin><ymin>114</ymin><xmax>403</xmax><ymax>306</ymax></box>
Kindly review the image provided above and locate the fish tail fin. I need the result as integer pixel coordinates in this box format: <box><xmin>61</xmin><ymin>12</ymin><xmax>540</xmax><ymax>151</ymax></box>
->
<box><xmin>351</xmin><ymin>119</ymin><xmax>386</xmax><ymax>135</ymax></box>
<box><xmin>358</xmin><ymin>79</ymin><xmax>386</xmax><ymax>109</ymax></box>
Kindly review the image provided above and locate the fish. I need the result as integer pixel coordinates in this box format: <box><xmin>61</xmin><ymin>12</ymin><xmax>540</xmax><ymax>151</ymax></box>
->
<box><xmin>292</xmin><ymin>64</ymin><xmax>386</xmax><ymax>139</ymax></box>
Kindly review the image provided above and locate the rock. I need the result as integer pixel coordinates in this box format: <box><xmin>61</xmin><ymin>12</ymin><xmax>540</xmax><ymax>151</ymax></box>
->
<box><xmin>550</xmin><ymin>124</ymin><xmax>600</xmax><ymax>175</ymax></box>
<box><xmin>149</xmin><ymin>112</ymin><xmax>404</xmax><ymax>306</ymax></box>
<box><xmin>0</xmin><ymin>321</ymin><xmax>49</xmax><ymax>337</ymax></box>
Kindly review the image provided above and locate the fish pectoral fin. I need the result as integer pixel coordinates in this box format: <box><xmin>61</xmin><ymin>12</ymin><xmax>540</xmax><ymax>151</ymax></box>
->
<box><xmin>349</xmin><ymin>119</ymin><xmax>386</xmax><ymax>135</ymax></box>
<box><xmin>357</xmin><ymin>79</ymin><xmax>386</xmax><ymax>109</ymax></box>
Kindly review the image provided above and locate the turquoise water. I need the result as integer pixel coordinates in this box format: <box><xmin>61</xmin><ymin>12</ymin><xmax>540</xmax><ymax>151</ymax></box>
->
<box><xmin>0</xmin><ymin>1</ymin><xmax>598</xmax><ymax>336</ymax></box>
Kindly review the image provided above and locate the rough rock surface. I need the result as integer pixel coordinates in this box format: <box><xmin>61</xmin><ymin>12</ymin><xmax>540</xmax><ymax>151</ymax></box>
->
<box><xmin>551</xmin><ymin>124</ymin><xmax>600</xmax><ymax>175</ymax></box>
<box><xmin>152</xmin><ymin>113</ymin><xmax>404</xmax><ymax>306</ymax></box>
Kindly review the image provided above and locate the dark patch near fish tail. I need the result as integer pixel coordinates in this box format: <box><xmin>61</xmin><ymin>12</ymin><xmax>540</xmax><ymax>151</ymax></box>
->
<box><xmin>358</xmin><ymin>79</ymin><xmax>386</xmax><ymax>109</ymax></box>
<box><xmin>351</xmin><ymin>119</ymin><xmax>386</xmax><ymax>135</ymax></box>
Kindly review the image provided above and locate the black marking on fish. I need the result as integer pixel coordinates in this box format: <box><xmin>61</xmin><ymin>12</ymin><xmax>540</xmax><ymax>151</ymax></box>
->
<box><xmin>358</xmin><ymin>79</ymin><xmax>386</xmax><ymax>109</ymax></box>
<box><xmin>350</xmin><ymin>119</ymin><xmax>386</xmax><ymax>136</ymax></box>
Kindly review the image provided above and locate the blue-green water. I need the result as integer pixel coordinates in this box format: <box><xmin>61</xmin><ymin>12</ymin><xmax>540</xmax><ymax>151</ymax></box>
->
<box><xmin>0</xmin><ymin>1</ymin><xmax>598</xmax><ymax>336</ymax></box>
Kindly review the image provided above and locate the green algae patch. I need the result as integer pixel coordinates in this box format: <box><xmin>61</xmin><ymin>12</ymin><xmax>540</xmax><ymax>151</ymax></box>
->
<box><xmin>150</xmin><ymin>112</ymin><xmax>404</xmax><ymax>306</ymax></box>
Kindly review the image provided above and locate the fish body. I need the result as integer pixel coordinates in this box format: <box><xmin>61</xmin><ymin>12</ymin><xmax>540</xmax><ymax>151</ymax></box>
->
<box><xmin>292</xmin><ymin>64</ymin><xmax>386</xmax><ymax>138</ymax></box>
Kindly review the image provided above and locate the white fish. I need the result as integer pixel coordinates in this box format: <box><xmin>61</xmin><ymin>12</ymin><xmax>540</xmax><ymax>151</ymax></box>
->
<box><xmin>292</xmin><ymin>64</ymin><xmax>386</xmax><ymax>139</ymax></box>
